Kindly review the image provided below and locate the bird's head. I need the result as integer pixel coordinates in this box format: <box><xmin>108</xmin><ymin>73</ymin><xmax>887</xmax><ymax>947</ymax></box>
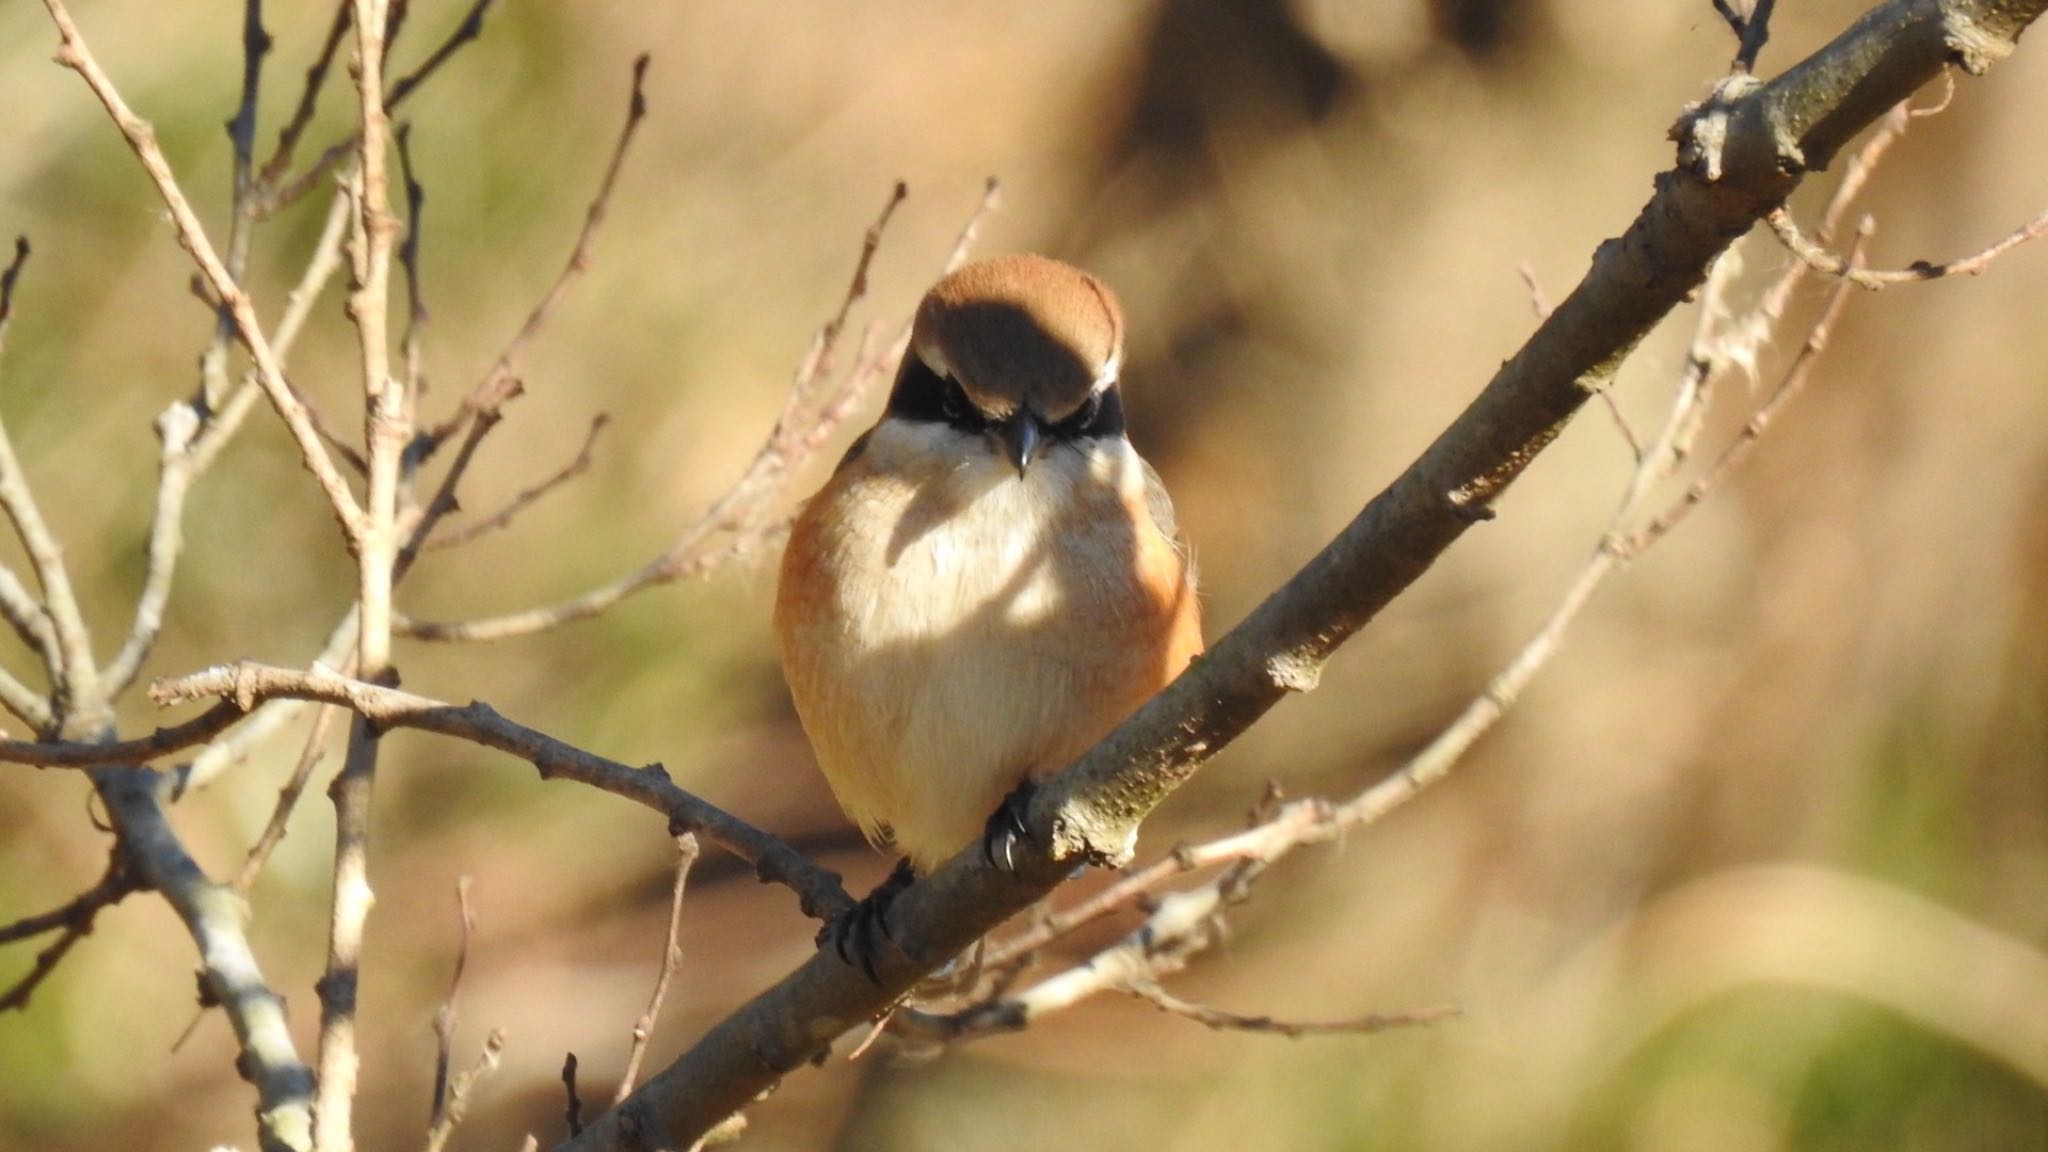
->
<box><xmin>889</xmin><ymin>253</ymin><xmax>1127</xmax><ymax>476</ymax></box>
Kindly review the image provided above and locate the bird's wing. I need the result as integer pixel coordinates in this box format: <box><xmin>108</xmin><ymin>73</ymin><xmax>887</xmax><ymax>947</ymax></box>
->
<box><xmin>1140</xmin><ymin>457</ymin><xmax>1190</xmax><ymax>559</ymax></box>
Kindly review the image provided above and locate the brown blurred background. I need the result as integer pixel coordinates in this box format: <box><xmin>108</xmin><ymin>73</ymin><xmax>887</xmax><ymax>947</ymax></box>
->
<box><xmin>2</xmin><ymin>1</ymin><xmax>2046</xmax><ymax>1149</ymax></box>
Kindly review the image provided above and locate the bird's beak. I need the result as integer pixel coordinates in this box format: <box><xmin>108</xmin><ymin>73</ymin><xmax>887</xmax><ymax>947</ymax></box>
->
<box><xmin>998</xmin><ymin>412</ymin><xmax>1043</xmax><ymax>478</ymax></box>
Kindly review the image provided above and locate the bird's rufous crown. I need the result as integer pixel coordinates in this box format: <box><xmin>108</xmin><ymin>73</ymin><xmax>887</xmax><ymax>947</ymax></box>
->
<box><xmin>911</xmin><ymin>253</ymin><xmax>1124</xmax><ymax>423</ymax></box>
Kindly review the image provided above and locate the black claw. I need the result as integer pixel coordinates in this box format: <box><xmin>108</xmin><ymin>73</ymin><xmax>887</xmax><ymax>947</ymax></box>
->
<box><xmin>982</xmin><ymin>779</ymin><xmax>1038</xmax><ymax>874</ymax></box>
<box><xmin>818</xmin><ymin>858</ymin><xmax>915</xmax><ymax>984</ymax></box>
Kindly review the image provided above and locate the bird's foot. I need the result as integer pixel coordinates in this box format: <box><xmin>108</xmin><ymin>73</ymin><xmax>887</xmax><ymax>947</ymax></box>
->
<box><xmin>981</xmin><ymin>779</ymin><xmax>1039</xmax><ymax>873</ymax></box>
<box><xmin>818</xmin><ymin>857</ymin><xmax>915</xmax><ymax>984</ymax></box>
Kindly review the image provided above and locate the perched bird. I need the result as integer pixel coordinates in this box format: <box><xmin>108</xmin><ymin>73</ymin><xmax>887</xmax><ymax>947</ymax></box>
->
<box><xmin>776</xmin><ymin>253</ymin><xmax>1201</xmax><ymax>884</ymax></box>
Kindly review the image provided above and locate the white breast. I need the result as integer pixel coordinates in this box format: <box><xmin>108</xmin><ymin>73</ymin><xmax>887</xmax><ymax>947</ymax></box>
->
<box><xmin>779</xmin><ymin>420</ymin><xmax>1179</xmax><ymax>870</ymax></box>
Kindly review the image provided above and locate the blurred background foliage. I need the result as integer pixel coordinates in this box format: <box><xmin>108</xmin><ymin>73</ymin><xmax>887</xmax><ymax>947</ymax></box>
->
<box><xmin>2</xmin><ymin>1</ymin><xmax>2046</xmax><ymax>1149</ymax></box>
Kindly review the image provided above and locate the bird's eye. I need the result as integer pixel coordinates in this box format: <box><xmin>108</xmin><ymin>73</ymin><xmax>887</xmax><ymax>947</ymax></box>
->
<box><xmin>1051</xmin><ymin>387</ymin><xmax>1124</xmax><ymax>440</ymax></box>
<box><xmin>940</xmin><ymin>378</ymin><xmax>971</xmax><ymax>422</ymax></box>
<box><xmin>885</xmin><ymin>355</ymin><xmax>986</xmax><ymax>432</ymax></box>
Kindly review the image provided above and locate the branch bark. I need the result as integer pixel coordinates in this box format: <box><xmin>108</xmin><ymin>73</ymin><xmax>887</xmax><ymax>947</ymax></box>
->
<box><xmin>150</xmin><ymin>662</ymin><xmax>850</xmax><ymax>920</ymax></box>
<box><xmin>556</xmin><ymin>2</ymin><xmax>2048</xmax><ymax>1147</ymax></box>
<box><xmin>94</xmin><ymin>766</ymin><xmax>314</xmax><ymax>1152</ymax></box>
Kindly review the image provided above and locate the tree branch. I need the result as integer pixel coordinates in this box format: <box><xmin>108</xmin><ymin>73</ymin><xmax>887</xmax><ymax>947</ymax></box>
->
<box><xmin>98</xmin><ymin>403</ymin><xmax>201</xmax><ymax>696</ymax></box>
<box><xmin>257</xmin><ymin>0</ymin><xmax>351</xmax><ymax>192</ymax></box>
<box><xmin>0</xmin><ymin>853</ymin><xmax>134</xmax><ymax>1012</ymax></box>
<box><xmin>0</xmin><ymin>700</ymin><xmax>247</xmax><ymax>768</ymax></box>
<box><xmin>150</xmin><ymin>662</ymin><xmax>850</xmax><ymax>920</ymax></box>
<box><xmin>254</xmin><ymin>0</ymin><xmax>497</xmax><ymax>219</ymax></box>
<box><xmin>0</xmin><ymin>393</ymin><xmax>101</xmax><ymax>736</ymax></box>
<box><xmin>196</xmin><ymin>0</ymin><xmax>272</xmax><ymax>415</ymax></box>
<box><xmin>41</xmin><ymin>0</ymin><xmax>365</xmax><ymax>535</ymax></box>
<box><xmin>423</xmin><ymin>414</ymin><xmax>608</xmax><ymax>550</ymax></box>
<box><xmin>1767</xmin><ymin>200</ymin><xmax>2048</xmax><ymax>286</ymax></box>
<box><xmin>614</xmin><ymin>834</ymin><xmax>698</xmax><ymax>1104</ymax></box>
<box><xmin>423</xmin><ymin>52</ymin><xmax>647</xmax><ymax>456</ymax></box>
<box><xmin>93</xmin><ymin>766</ymin><xmax>314</xmax><ymax>1152</ymax></box>
<box><xmin>396</xmin><ymin>176</ymin><xmax>1002</xmax><ymax>644</ymax></box>
<box><xmin>314</xmin><ymin>3</ymin><xmax>404</xmax><ymax>1142</ymax></box>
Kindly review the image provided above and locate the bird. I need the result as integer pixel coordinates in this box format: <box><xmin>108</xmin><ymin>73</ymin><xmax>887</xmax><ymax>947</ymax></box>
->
<box><xmin>776</xmin><ymin>253</ymin><xmax>1202</xmax><ymax>902</ymax></box>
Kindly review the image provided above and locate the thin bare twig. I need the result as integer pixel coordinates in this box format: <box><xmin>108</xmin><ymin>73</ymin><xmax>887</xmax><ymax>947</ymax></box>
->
<box><xmin>0</xmin><ymin>235</ymin><xmax>28</xmax><ymax>327</ymax></box>
<box><xmin>1768</xmin><ymin>202</ymin><xmax>2048</xmax><ymax>288</ymax></box>
<box><xmin>162</xmin><ymin>178</ymin><xmax>348</xmax><ymax>797</ymax></box>
<box><xmin>413</xmin><ymin>52</ymin><xmax>649</xmax><ymax>464</ymax></box>
<box><xmin>0</xmin><ymin>918</ymin><xmax>87</xmax><ymax>1011</ymax></box>
<box><xmin>424</xmin><ymin>414</ymin><xmax>609</xmax><ymax>550</ymax></box>
<box><xmin>397</xmin><ymin>390</ymin><xmax>516</xmax><ymax>578</ymax></box>
<box><xmin>296</xmin><ymin>382</ymin><xmax>373</xmax><ymax>475</ymax></box>
<box><xmin>0</xmin><ymin>234</ymin><xmax>103</xmax><ymax>735</ymax></box>
<box><xmin>1324</xmin><ymin>256</ymin><xmax>1874</xmax><ymax>838</ymax></box>
<box><xmin>971</xmin><ymin>800</ymin><xmax>1325</xmax><ymax>972</ymax></box>
<box><xmin>894</xmin><ymin>884</ymin><xmax>1237</xmax><ymax>1044</ymax></box>
<box><xmin>615</xmin><ymin>834</ymin><xmax>699</xmax><ymax>1105</ymax></box>
<box><xmin>1625</xmin><ymin>223</ymin><xmax>1871</xmax><ymax>551</ymax></box>
<box><xmin>190</xmin><ymin>187</ymin><xmax>356</xmax><ymax>478</ymax></box>
<box><xmin>151</xmin><ymin>661</ymin><xmax>851</xmax><ymax>920</ymax></box>
<box><xmin>429</xmin><ymin>878</ymin><xmax>479</xmax><ymax>1134</ymax></box>
<box><xmin>424</xmin><ymin>1030</ymin><xmax>505</xmax><ymax>1152</ymax></box>
<box><xmin>0</xmin><ymin>855</ymin><xmax>128</xmax><ymax>945</ymax></box>
<box><xmin>41</xmin><ymin>0</ymin><xmax>365</xmax><ymax>535</ymax></box>
<box><xmin>385</xmin><ymin>53</ymin><xmax>651</xmax><ymax>598</ymax></box>
<box><xmin>381</xmin><ymin>0</ymin><xmax>412</xmax><ymax>66</ymax></box>
<box><xmin>0</xmin><ymin>565</ymin><xmax>55</xmax><ymax>728</ymax></box>
<box><xmin>0</xmin><ymin>854</ymin><xmax>135</xmax><ymax>1012</ymax></box>
<box><xmin>0</xmin><ymin>236</ymin><xmax>56</xmax><ymax>731</ymax></box>
<box><xmin>0</xmin><ymin>700</ymin><xmax>246</xmax><ymax>768</ymax></box>
<box><xmin>1528</xmin><ymin>261</ymin><xmax>1649</xmax><ymax>494</ymax></box>
<box><xmin>258</xmin><ymin>0</ymin><xmax>351</xmax><ymax>190</ymax></box>
<box><xmin>197</xmin><ymin>0</ymin><xmax>273</xmax><ymax>416</ymax></box>
<box><xmin>396</xmin><ymin>176</ymin><xmax>1009</xmax><ymax>644</ymax></box>
<box><xmin>789</xmin><ymin>180</ymin><xmax>909</xmax><ymax>395</ymax></box>
<box><xmin>255</xmin><ymin>0</ymin><xmax>497</xmax><ymax>218</ymax></box>
<box><xmin>346</xmin><ymin>0</ymin><xmax>405</xmax><ymax>656</ymax></box>
<box><xmin>1711</xmin><ymin>0</ymin><xmax>1776</xmax><ymax>73</ymax></box>
<box><xmin>821</xmin><ymin>174</ymin><xmax>1002</xmax><ymax>430</ymax></box>
<box><xmin>1122</xmin><ymin>980</ymin><xmax>1461</xmax><ymax>1038</ymax></box>
<box><xmin>164</xmin><ymin>700</ymin><xmax>339</xmax><ymax>1054</ymax></box>
<box><xmin>234</xmin><ymin>703</ymin><xmax>341</xmax><ymax>890</ymax></box>
<box><xmin>1727</xmin><ymin>0</ymin><xmax>1776</xmax><ymax>73</ymax></box>
<box><xmin>395</xmin><ymin>122</ymin><xmax>430</xmax><ymax>428</ymax></box>
<box><xmin>0</xmin><ymin>647</ymin><xmax>50</xmax><ymax>733</ymax></box>
<box><xmin>384</xmin><ymin>0</ymin><xmax>491</xmax><ymax>108</ymax></box>
<box><xmin>98</xmin><ymin>402</ymin><xmax>200</xmax><ymax>696</ymax></box>
<box><xmin>562</xmin><ymin>1053</ymin><xmax>584</xmax><ymax>1138</ymax></box>
<box><xmin>1710</xmin><ymin>0</ymin><xmax>1746</xmax><ymax>38</ymax></box>
<box><xmin>1515</xmin><ymin>261</ymin><xmax>1552</xmax><ymax>321</ymax></box>
<box><xmin>183</xmin><ymin>609</ymin><xmax>358</xmax><ymax>793</ymax></box>
<box><xmin>693</xmin><ymin>1116</ymin><xmax>748</xmax><ymax>1149</ymax></box>
<box><xmin>0</xmin><ymin>575</ymin><xmax>56</xmax><ymax>714</ymax></box>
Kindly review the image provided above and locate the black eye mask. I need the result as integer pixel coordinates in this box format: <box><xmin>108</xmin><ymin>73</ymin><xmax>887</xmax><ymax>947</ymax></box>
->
<box><xmin>887</xmin><ymin>355</ymin><xmax>1126</xmax><ymax>443</ymax></box>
